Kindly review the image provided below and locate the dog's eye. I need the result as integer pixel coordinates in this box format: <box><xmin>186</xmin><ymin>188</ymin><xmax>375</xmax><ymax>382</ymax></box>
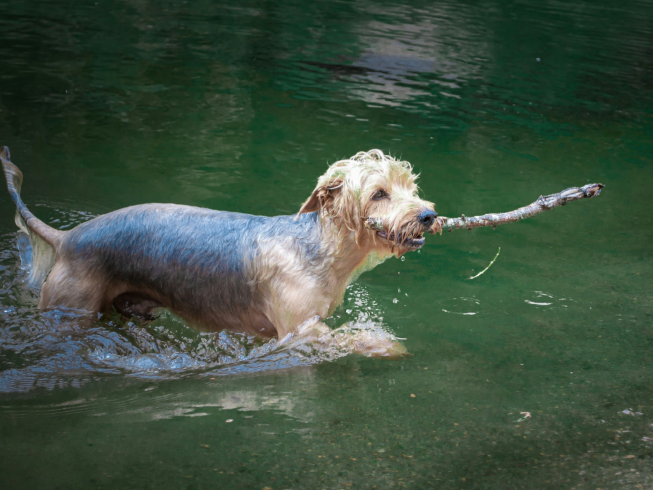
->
<box><xmin>372</xmin><ymin>189</ymin><xmax>388</xmax><ymax>201</ymax></box>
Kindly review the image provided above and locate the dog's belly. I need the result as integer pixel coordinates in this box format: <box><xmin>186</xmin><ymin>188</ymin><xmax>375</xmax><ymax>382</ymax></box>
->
<box><xmin>109</xmin><ymin>286</ymin><xmax>277</xmax><ymax>336</ymax></box>
<box><xmin>57</xmin><ymin>204</ymin><xmax>322</xmax><ymax>337</ymax></box>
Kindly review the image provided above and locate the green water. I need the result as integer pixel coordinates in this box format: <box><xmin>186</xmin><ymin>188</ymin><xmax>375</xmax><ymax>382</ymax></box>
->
<box><xmin>1</xmin><ymin>0</ymin><xmax>652</xmax><ymax>488</ymax></box>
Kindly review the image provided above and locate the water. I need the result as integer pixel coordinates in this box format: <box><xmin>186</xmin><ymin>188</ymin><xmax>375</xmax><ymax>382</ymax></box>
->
<box><xmin>0</xmin><ymin>0</ymin><xmax>652</xmax><ymax>488</ymax></box>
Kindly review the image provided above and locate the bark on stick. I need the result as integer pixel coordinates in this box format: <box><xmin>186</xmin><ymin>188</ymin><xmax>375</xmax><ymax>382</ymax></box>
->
<box><xmin>433</xmin><ymin>183</ymin><xmax>604</xmax><ymax>233</ymax></box>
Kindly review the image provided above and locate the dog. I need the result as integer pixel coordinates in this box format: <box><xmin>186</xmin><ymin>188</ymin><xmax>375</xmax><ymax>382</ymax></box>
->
<box><xmin>2</xmin><ymin>147</ymin><xmax>438</xmax><ymax>357</ymax></box>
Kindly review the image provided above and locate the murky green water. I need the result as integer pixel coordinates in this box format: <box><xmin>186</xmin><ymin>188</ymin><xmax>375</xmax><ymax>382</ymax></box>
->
<box><xmin>1</xmin><ymin>0</ymin><xmax>652</xmax><ymax>488</ymax></box>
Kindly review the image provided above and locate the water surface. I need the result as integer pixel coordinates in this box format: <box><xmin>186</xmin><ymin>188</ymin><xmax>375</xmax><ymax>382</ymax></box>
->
<box><xmin>0</xmin><ymin>0</ymin><xmax>652</xmax><ymax>488</ymax></box>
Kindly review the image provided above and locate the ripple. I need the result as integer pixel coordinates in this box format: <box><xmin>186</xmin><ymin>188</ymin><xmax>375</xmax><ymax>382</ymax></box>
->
<box><xmin>440</xmin><ymin>296</ymin><xmax>480</xmax><ymax>316</ymax></box>
<box><xmin>442</xmin><ymin>309</ymin><xmax>476</xmax><ymax>316</ymax></box>
<box><xmin>524</xmin><ymin>300</ymin><xmax>552</xmax><ymax>306</ymax></box>
<box><xmin>523</xmin><ymin>291</ymin><xmax>571</xmax><ymax>309</ymax></box>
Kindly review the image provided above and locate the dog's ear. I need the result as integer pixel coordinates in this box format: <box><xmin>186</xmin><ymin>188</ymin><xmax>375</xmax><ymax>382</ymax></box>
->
<box><xmin>297</xmin><ymin>179</ymin><xmax>343</xmax><ymax>216</ymax></box>
<box><xmin>297</xmin><ymin>189</ymin><xmax>322</xmax><ymax>215</ymax></box>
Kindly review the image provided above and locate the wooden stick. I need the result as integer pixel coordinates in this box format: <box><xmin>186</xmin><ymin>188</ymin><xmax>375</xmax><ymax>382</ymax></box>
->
<box><xmin>469</xmin><ymin>247</ymin><xmax>501</xmax><ymax>279</ymax></box>
<box><xmin>434</xmin><ymin>183</ymin><xmax>604</xmax><ymax>233</ymax></box>
<box><xmin>362</xmin><ymin>183</ymin><xmax>604</xmax><ymax>234</ymax></box>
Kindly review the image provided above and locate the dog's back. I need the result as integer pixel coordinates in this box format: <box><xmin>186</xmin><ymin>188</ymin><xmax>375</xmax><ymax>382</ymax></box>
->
<box><xmin>51</xmin><ymin>204</ymin><xmax>322</xmax><ymax>335</ymax></box>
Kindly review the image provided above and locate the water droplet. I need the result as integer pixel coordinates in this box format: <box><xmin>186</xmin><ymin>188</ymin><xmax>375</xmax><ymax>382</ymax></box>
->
<box><xmin>401</xmin><ymin>256</ymin><xmax>406</xmax><ymax>262</ymax></box>
<box><xmin>393</xmin><ymin>298</ymin><xmax>399</xmax><ymax>304</ymax></box>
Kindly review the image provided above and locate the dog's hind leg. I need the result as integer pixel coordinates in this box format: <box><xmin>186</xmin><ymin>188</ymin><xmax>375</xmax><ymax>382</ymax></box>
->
<box><xmin>39</xmin><ymin>261</ymin><xmax>109</xmax><ymax>314</ymax></box>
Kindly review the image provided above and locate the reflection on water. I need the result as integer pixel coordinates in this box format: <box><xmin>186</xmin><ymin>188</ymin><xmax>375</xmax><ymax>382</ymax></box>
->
<box><xmin>0</xmin><ymin>368</ymin><xmax>320</xmax><ymax>423</ymax></box>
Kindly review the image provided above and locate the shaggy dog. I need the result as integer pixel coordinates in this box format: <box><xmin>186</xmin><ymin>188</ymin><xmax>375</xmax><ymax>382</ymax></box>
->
<box><xmin>2</xmin><ymin>147</ymin><xmax>438</xmax><ymax>357</ymax></box>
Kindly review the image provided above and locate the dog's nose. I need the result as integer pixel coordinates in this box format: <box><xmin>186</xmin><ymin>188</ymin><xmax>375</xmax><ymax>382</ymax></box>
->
<box><xmin>417</xmin><ymin>209</ymin><xmax>437</xmax><ymax>227</ymax></box>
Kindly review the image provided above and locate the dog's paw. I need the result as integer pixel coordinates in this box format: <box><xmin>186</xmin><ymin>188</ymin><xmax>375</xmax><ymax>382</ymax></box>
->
<box><xmin>334</xmin><ymin>329</ymin><xmax>410</xmax><ymax>360</ymax></box>
<box><xmin>353</xmin><ymin>339</ymin><xmax>410</xmax><ymax>360</ymax></box>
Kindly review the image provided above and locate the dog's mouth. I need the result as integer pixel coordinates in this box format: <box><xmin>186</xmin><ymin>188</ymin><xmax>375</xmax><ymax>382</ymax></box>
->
<box><xmin>376</xmin><ymin>230</ymin><xmax>425</xmax><ymax>249</ymax></box>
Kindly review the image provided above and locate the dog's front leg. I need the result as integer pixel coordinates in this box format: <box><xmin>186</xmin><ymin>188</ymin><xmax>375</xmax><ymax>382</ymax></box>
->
<box><xmin>278</xmin><ymin>315</ymin><xmax>409</xmax><ymax>360</ymax></box>
<box><xmin>328</xmin><ymin>324</ymin><xmax>409</xmax><ymax>360</ymax></box>
<box><xmin>265</xmin><ymin>278</ymin><xmax>407</xmax><ymax>359</ymax></box>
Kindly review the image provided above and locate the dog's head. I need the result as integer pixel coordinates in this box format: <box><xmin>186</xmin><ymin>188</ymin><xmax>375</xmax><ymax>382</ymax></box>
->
<box><xmin>298</xmin><ymin>149</ymin><xmax>438</xmax><ymax>256</ymax></box>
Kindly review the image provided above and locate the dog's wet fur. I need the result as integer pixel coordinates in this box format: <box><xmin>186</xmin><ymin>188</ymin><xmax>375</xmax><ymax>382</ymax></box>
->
<box><xmin>2</xmin><ymin>148</ymin><xmax>438</xmax><ymax>357</ymax></box>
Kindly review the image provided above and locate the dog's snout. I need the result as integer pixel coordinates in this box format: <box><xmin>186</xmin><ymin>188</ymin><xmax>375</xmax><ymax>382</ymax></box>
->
<box><xmin>417</xmin><ymin>209</ymin><xmax>437</xmax><ymax>227</ymax></box>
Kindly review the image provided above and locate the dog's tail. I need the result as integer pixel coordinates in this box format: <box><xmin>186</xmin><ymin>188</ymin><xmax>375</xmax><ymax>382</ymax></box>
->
<box><xmin>2</xmin><ymin>146</ymin><xmax>62</xmax><ymax>287</ymax></box>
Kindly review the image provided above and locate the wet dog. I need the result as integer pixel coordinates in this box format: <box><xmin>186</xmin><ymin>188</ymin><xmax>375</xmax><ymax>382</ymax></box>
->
<box><xmin>2</xmin><ymin>148</ymin><xmax>438</xmax><ymax>357</ymax></box>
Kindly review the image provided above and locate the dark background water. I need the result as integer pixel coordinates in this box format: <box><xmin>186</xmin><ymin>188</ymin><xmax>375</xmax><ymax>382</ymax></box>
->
<box><xmin>0</xmin><ymin>0</ymin><xmax>652</xmax><ymax>488</ymax></box>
